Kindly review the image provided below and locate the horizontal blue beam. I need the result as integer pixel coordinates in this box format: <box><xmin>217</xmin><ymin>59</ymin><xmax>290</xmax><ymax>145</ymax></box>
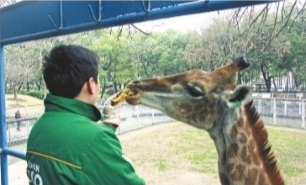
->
<box><xmin>0</xmin><ymin>0</ymin><xmax>277</xmax><ymax>45</ymax></box>
<box><xmin>1</xmin><ymin>147</ymin><xmax>26</xmax><ymax>160</ymax></box>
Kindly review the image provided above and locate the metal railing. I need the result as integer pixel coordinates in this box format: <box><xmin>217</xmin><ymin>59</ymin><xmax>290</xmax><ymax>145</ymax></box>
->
<box><xmin>6</xmin><ymin>117</ymin><xmax>37</xmax><ymax>147</ymax></box>
<box><xmin>1</xmin><ymin>96</ymin><xmax>305</xmax><ymax>184</ymax></box>
<box><xmin>253</xmin><ymin>97</ymin><xmax>305</xmax><ymax>129</ymax></box>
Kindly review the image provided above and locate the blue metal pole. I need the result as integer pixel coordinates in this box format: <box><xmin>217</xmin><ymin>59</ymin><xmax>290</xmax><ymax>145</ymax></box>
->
<box><xmin>0</xmin><ymin>0</ymin><xmax>275</xmax><ymax>45</ymax></box>
<box><xmin>0</xmin><ymin>45</ymin><xmax>8</xmax><ymax>185</ymax></box>
<box><xmin>2</xmin><ymin>148</ymin><xmax>26</xmax><ymax>160</ymax></box>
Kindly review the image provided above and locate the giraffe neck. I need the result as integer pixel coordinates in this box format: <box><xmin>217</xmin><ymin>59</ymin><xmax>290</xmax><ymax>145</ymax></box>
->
<box><xmin>208</xmin><ymin>104</ymin><xmax>284</xmax><ymax>185</ymax></box>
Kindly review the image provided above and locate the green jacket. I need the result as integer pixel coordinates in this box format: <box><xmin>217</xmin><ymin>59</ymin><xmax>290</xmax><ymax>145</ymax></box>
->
<box><xmin>26</xmin><ymin>94</ymin><xmax>145</xmax><ymax>185</ymax></box>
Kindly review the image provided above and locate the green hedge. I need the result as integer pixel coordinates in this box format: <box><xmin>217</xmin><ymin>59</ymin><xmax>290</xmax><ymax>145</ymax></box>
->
<box><xmin>23</xmin><ymin>90</ymin><xmax>45</xmax><ymax>99</ymax></box>
<box><xmin>6</xmin><ymin>90</ymin><xmax>45</xmax><ymax>100</ymax></box>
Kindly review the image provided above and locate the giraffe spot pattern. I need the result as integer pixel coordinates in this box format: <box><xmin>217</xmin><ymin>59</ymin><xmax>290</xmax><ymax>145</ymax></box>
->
<box><xmin>231</xmin><ymin>164</ymin><xmax>245</xmax><ymax>181</ymax></box>
<box><xmin>252</xmin><ymin>153</ymin><xmax>261</xmax><ymax>166</ymax></box>
<box><xmin>241</xmin><ymin>146</ymin><xmax>247</xmax><ymax>162</ymax></box>
<box><xmin>246</xmin><ymin>168</ymin><xmax>258</xmax><ymax>185</ymax></box>
<box><xmin>227</xmin><ymin>143</ymin><xmax>239</xmax><ymax>158</ymax></box>
<box><xmin>258</xmin><ymin>172</ymin><xmax>270</xmax><ymax>185</ymax></box>
<box><xmin>230</xmin><ymin>126</ymin><xmax>238</xmax><ymax>139</ymax></box>
<box><xmin>247</xmin><ymin>155</ymin><xmax>252</xmax><ymax>164</ymax></box>
<box><xmin>239</xmin><ymin>133</ymin><xmax>247</xmax><ymax>143</ymax></box>
<box><xmin>237</xmin><ymin>118</ymin><xmax>244</xmax><ymax>127</ymax></box>
<box><xmin>245</xmin><ymin>127</ymin><xmax>251</xmax><ymax>136</ymax></box>
<box><xmin>226</xmin><ymin>163</ymin><xmax>235</xmax><ymax>173</ymax></box>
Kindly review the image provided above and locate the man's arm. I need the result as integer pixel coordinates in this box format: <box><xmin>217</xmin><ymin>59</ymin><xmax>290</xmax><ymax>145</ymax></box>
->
<box><xmin>80</xmin><ymin>125</ymin><xmax>145</xmax><ymax>185</ymax></box>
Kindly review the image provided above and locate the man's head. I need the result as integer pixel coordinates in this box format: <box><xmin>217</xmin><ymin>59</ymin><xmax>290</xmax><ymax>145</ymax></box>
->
<box><xmin>43</xmin><ymin>44</ymin><xmax>100</xmax><ymax>104</ymax></box>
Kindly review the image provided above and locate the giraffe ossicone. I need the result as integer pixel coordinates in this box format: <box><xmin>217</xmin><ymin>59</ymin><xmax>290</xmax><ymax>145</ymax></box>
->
<box><xmin>123</xmin><ymin>56</ymin><xmax>285</xmax><ymax>185</ymax></box>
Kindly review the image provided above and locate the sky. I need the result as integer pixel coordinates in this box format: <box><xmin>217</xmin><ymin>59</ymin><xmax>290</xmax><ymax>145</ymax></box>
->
<box><xmin>132</xmin><ymin>1</ymin><xmax>292</xmax><ymax>33</ymax></box>
<box><xmin>134</xmin><ymin>11</ymin><xmax>218</xmax><ymax>33</ymax></box>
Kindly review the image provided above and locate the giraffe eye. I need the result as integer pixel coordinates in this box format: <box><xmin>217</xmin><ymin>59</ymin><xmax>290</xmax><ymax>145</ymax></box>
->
<box><xmin>185</xmin><ymin>84</ymin><xmax>204</xmax><ymax>97</ymax></box>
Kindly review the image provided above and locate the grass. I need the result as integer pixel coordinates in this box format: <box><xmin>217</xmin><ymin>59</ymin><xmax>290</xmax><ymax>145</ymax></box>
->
<box><xmin>5</xmin><ymin>94</ymin><xmax>44</xmax><ymax>118</ymax></box>
<box><xmin>172</xmin><ymin>128</ymin><xmax>217</xmax><ymax>174</ymax></box>
<box><xmin>156</xmin><ymin>159</ymin><xmax>168</xmax><ymax>171</ymax></box>
<box><xmin>266</xmin><ymin>125</ymin><xmax>306</xmax><ymax>184</ymax></box>
<box><xmin>148</xmin><ymin>124</ymin><xmax>306</xmax><ymax>184</ymax></box>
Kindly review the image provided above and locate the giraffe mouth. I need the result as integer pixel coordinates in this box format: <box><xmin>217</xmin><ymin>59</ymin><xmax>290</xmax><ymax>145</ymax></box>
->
<box><xmin>111</xmin><ymin>89</ymin><xmax>140</xmax><ymax>106</ymax></box>
<box><xmin>125</xmin><ymin>88</ymin><xmax>141</xmax><ymax>105</ymax></box>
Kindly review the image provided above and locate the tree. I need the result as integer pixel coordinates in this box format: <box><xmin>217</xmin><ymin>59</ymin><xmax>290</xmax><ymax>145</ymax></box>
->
<box><xmin>92</xmin><ymin>30</ymin><xmax>134</xmax><ymax>95</ymax></box>
<box><xmin>5</xmin><ymin>43</ymin><xmax>36</xmax><ymax>103</ymax></box>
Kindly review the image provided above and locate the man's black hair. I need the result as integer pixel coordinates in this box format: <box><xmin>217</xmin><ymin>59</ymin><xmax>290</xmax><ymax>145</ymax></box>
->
<box><xmin>43</xmin><ymin>44</ymin><xmax>99</xmax><ymax>98</ymax></box>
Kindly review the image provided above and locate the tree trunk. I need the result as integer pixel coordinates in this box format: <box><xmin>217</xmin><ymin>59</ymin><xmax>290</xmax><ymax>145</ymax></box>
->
<box><xmin>36</xmin><ymin>78</ymin><xmax>42</xmax><ymax>90</ymax></box>
<box><xmin>14</xmin><ymin>86</ymin><xmax>19</xmax><ymax>105</ymax></box>
<box><xmin>272</xmin><ymin>77</ymin><xmax>277</xmax><ymax>92</ymax></box>
<box><xmin>43</xmin><ymin>75</ymin><xmax>47</xmax><ymax>99</ymax></box>
<box><xmin>237</xmin><ymin>72</ymin><xmax>242</xmax><ymax>85</ymax></box>
<box><xmin>100</xmin><ymin>76</ymin><xmax>106</xmax><ymax>99</ymax></box>
<box><xmin>260</xmin><ymin>62</ymin><xmax>271</xmax><ymax>92</ymax></box>
<box><xmin>27</xmin><ymin>81</ymin><xmax>30</xmax><ymax>91</ymax></box>
<box><xmin>113</xmin><ymin>82</ymin><xmax>118</xmax><ymax>93</ymax></box>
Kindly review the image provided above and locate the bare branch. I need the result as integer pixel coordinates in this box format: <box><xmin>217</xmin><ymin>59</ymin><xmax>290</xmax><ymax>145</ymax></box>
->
<box><xmin>267</xmin><ymin>0</ymin><xmax>297</xmax><ymax>45</ymax></box>
<box><xmin>249</xmin><ymin>4</ymin><xmax>269</xmax><ymax>29</ymax></box>
<box><xmin>256</xmin><ymin>5</ymin><xmax>269</xmax><ymax>35</ymax></box>
<box><xmin>270</xmin><ymin>2</ymin><xmax>281</xmax><ymax>38</ymax></box>
<box><xmin>131</xmin><ymin>24</ymin><xmax>151</xmax><ymax>35</ymax></box>
<box><xmin>288</xmin><ymin>0</ymin><xmax>306</xmax><ymax>31</ymax></box>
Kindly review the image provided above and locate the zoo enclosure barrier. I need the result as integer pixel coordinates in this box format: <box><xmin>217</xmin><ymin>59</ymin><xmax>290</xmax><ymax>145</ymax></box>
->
<box><xmin>4</xmin><ymin>103</ymin><xmax>173</xmax><ymax>165</ymax></box>
<box><xmin>253</xmin><ymin>97</ymin><xmax>305</xmax><ymax>129</ymax></box>
<box><xmin>5</xmin><ymin>96</ymin><xmax>306</xmax><ymax>151</ymax></box>
<box><xmin>2</xmin><ymin>96</ymin><xmax>305</xmax><ymax>182</ymax></box>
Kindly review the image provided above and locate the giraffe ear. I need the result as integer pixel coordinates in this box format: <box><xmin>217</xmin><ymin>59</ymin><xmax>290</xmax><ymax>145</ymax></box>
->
<box><xmin>225</xmin><ymin>85</ymin><xmax>253</xmax><ymax>109</ymax></box>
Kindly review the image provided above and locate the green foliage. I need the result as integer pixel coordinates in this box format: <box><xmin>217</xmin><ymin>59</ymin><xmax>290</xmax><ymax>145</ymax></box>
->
<box><xmin>15</xmin><ymin>90</ymin><xmax>45</xmax><ymax>99</ymax></box>
<box><xmin>23</xmin><ymin>90</ymin><xmax>45</xmax><ymax>99</ymax></box>
<box><xmin>5</xmin><ymin>1</ymin><xmax>306</xmax><ymax>92</ymax></box>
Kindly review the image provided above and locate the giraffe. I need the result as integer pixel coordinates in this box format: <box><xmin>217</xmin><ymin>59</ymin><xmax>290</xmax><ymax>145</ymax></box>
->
<box><xmin>123</xmin><ymin>57</ymin><xmax>285</xmax><ymax>185</ymax></box>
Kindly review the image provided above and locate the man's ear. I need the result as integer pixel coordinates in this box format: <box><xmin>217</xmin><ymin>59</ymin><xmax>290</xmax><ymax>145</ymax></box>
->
<box><xmin>86</xmin><ymin>77</ymin><xmax>95</xmax><ymax>94</ymax></box>
<box><xmin>223</xmin><ymin>85</ymin><xmax>253</xmax><ymax>109</ymax></box>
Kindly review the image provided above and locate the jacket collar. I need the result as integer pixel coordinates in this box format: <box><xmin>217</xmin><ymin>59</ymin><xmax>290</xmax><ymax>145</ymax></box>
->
<box><xmin>44</xmin><ymin>94</ymin><xmax>102</xmax><ymax>122</ymax></box>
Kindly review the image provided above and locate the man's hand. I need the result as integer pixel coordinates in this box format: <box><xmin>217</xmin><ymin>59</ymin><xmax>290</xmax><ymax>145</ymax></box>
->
<box><xmin>102</xmin><ymin>94</ymin><xmax>121</xmax><ymax>125</ymax></box>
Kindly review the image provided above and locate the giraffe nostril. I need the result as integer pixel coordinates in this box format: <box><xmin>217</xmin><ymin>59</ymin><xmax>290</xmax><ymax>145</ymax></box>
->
<box><xmin>131</xmin><ymin>80</ymin><xmax>140</xmax><ymax>84</ymax></box>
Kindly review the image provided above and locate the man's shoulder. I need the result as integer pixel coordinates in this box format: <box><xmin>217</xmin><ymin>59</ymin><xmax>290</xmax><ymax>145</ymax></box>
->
<box><xmin>32</xmin><ymin>111</ymin><xmax>114</xmax><ymax>137</ymax></box>
<box><xmin>27</xmin><ymin>113</ymin><xmax>115</xmax><ymax>158</ymax></box>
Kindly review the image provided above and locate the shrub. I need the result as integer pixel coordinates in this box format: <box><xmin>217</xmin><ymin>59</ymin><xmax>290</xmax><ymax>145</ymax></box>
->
<box><xmin>23</xmin><ymin>90</ymin><xmax>45</xmax><ymax>99</ymax></box>
<box><xmin>6</xmin><ymin>89</ymin><xmax>45</xmax><ymax>100</ymax></box>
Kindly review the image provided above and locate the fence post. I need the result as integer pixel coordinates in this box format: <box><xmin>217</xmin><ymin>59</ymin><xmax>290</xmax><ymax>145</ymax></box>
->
<box><xmin>273</xmin><ymin>98</ymin><xmax>276</xmax><ymax>125</ymax></box>
<box><xmin>26</xmin><ymin>120</ymin><xmax>29</xmax><ymax>135</ymax></box>
<box><xmin>284</xmin><ymin>101</ymin><xmax>287</xmax><ymax>116</ymax></box>
<box><xmin>118</xmin><ymin>105</ymin><xmax>122</xmax><ymax>134</ymax></box>
<box><xmin>302</xmin><ymin>100</ymin><xmax>305</xmax><ymax>129</ymax></box>
<box><xmin>152</xmin><ymin>108</ymin><xmax>155</xmax><ymax>125</ymax></box>
<box><xmin>8</xmin><ymin>126</ymin><xmax>10</xmax><ymax>143</ymax></box>
<box><xmin>136</xmin><ymin>105</ymin><xmax>140</xmax><ymax>129</ymax></box>
<box><xmin>0</xmin><ymin>44</ymin><xmax>9</xmax><ymax>185</ymax></box>
<box><xmin>258</xmin><ymin>99</ymin><xmax>261</xmax><ymax>113</ymax></box>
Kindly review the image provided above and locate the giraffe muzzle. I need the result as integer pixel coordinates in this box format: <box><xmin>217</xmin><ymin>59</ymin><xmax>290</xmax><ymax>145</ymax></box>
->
<box><xmin>234</xmin><ymin>56</ymin><xmax>251</xmax><ymax>70</ymax></box>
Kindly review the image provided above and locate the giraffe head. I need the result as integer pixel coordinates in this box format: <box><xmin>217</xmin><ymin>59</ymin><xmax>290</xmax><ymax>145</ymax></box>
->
<box><xmin>125</xmin><ymin>56</ymin><xmax>285</xmax><ymax>185</ymax></box>
<box><xmin>125</xmin><ymin>56</ymin><xmax>252</xmax><ymax>130</ymax></box>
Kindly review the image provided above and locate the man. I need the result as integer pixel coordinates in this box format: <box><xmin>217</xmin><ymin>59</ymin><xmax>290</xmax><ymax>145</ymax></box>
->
<box><xmin>26</xmin><ymin>45</ymin><xmax>145</xmax><ymax>185</ymax></box>
<box><xmin>15</xmin><ymin>110</ymin><xmax>21</xmax><ymax>131</ymax></box>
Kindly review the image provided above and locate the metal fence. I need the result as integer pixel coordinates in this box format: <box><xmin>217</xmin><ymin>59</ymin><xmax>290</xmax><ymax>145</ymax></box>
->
<box><xmin>6</xmin><ymin>117</ymin><xmax>37</xmax><ymax>147</ymax></box>
<box><xmin>253</xmin><ymin>97</ymin><xmax>305</xmax><ymax>129</ymax></box>
<box><xmin>5</xmin><ymin>97</ymin><xmax>305</xmax><ymax>150</ymax></box>
<box><xmin>5</xmin><ymin>103</ymin><xmax>173</xmax><ymax>149</ymax></box>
